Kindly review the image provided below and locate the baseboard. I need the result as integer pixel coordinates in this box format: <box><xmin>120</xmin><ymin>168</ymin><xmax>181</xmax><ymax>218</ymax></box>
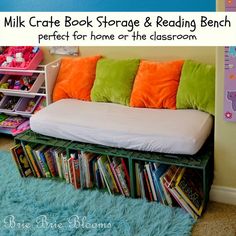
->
<box><xmin>210</xmin><ymin>185</ymin><xmax>236</xmax><ymax>205</ymax></box>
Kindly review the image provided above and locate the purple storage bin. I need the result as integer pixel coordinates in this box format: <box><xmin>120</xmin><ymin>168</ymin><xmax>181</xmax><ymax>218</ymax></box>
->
<box><xmin>15</xmin><ymin>96</ymin><xmax>42</xmax><ymax>114</ymax></box>
<box><xmin>0</xmin><ymin>95</ymin><xmax>21</xmax><ymax>112</ymax></box>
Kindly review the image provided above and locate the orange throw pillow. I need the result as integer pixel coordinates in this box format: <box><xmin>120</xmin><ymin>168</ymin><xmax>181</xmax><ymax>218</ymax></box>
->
<box><xmin>53</xmin><ymin>55</ymin><xmax>102</xmax><ymax>102</ymax></box>
<box><xmin>130</xmin><ymin>60</ymin><xmax>184</xmax><ymax>109</ymax></box>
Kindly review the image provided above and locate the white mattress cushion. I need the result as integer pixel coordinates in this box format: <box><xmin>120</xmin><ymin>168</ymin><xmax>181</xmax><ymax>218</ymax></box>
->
<box><xmin>30</xmin><ymin>99</ymin><xmax>213</xmax><ymax>155</ymax></box>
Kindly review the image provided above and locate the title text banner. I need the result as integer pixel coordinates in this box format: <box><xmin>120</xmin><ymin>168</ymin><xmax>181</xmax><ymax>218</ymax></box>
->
<box><xmin>0</xmin><ymin>12</ymin><xmax>235</xmax><ymax>46</ymax></box>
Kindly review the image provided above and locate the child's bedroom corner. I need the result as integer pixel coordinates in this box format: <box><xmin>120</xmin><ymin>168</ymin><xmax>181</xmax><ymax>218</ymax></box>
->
<box><xmin>1</xmin><ymin>0</ymin><xmax>236</xmax><ymax>236</ymax></box>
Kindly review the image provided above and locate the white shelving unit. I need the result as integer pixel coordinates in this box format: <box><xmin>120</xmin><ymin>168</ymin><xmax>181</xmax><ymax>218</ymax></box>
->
<box><xmin>0</xmin><ymin>59</ymin><xmax>61</xmax><ymax>135</ymax></box>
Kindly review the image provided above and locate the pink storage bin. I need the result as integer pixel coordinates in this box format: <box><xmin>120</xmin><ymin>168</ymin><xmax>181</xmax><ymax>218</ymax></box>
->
<box><xmin>0</xmin><ymin>49</ymin><xmax>44</xmax><ymax>76</ymax></box>
<box><xmin>15</xmin><ymin>96</ymin><xmax>42</xmax><ymax>114</ymax></box>
<box><xmin>0</xmin><ymin>95</ymin><xmax>21</xmax><ymax>113</ymax></box>
<box><xmin>0</xmin><ymin>116</ymin><xmax>27</xmax><ymax>129</ymax></box>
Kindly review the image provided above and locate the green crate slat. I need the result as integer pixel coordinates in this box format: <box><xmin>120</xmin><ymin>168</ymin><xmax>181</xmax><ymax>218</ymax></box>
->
<box><xmin>15</xmin><ymin>130</ymin><xmax>212</xmax><ymax>168</ymax></box>
<box><xmin>15</xmin><ymin>130</ymin><xmax>71</xmax><ymax>148</ymax></box>
<box><xmin>68</xmin><ymin>142</ymin><xmax>134</xmax><ymax>158</ymax></box>
<box><xmin>131</xmin><ymin>150</ymin><xmax>211</xmax><ymax>169</ymax></box>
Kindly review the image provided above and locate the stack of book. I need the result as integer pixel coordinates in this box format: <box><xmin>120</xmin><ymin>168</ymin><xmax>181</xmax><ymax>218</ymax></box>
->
<box><xmin>11</xmin><ymin>143</ymin><xmax>130</xmax><ymax>197</ymax></box>
<box><xmin>135</xmin><ymin>162</ymin><xmax>204</xmax><ymax>219</ymax></box>
<box><xmin>78</xmin><ymin>153</ymin><xmax>130</xmax><ymax>196</ymax></box>
<box><xmin>11</xmin><ymin>143</ymin><xmax>66</xmax><ymax>179</ymax></box>
<box><xmin>11</xmin><ymin>143</ymin><xmax>203</xmax><ymax>219</ymax></box>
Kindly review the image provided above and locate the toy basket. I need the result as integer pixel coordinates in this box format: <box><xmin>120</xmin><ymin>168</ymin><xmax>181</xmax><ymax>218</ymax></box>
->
<box><xmin>0</xmin><ymin>95</ymin><xmax>21</xmax><ymax>113</ymax></box>
<box><xmin>0</xmin><ymin>47</ymin><xmax>44</xmax><ymax>76</ymax></box>
<box><xmin>0</xmin><ymin>73</ymin><xmax>44</xmax><ymax>94</ymax></box>
<box><xmin>15</xmin><ymin>96</ymin><xmax>42</xmax><ymax>114</ymax></box>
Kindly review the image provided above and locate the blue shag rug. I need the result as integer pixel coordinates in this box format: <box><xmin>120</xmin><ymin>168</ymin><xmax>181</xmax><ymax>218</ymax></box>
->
<box><xmin>0</xmin><ymin>151</ymin><xmax>195</xmax><ymax>236</ymax></box>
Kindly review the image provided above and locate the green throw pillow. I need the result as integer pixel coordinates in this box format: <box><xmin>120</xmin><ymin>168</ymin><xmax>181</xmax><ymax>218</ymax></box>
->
<box><xmin>176</xmin><ymin>60</ymin><xmax>215</xmax><ymax>115</ymax></box>
<box><xmin>91</xmin><ymin>58</ymin><xmax>140</xmax><ymax>106</ymax></box>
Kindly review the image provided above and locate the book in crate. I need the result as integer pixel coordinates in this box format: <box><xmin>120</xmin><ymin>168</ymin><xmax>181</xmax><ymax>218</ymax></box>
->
<box><xmin>11</xmin><ymin>143</ymin><xmax>131</xmax><ymax>197</ymax></box>
<box><xmin>11</xmin><ymin>142</ymin><xmax>204</xmax><ymax>219</ymax></box>
<box><xmin>134</xmin><ymin>162</ymin><xmax>204</xmax><ymax>219</ymax></box>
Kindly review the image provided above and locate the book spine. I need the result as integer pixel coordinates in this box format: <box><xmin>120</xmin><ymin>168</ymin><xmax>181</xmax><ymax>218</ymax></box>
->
<box><xmin>68</xmin><ymin>156</ymin><xmax>75</xmax><ymax>185</ymax></box>
<box><xmin>106</xmin><ymin>163</ymin><xmax>119</xmax><ymax>193</ymax></box>
<box><xmin>21</xmin><ymin>142</ymin><xmax>36</xmax><ymax>177</ymax></box>
<box><xmin>160</xmin><ymin>176</ymin><xmax>172</xmax><ymax>206</ymax></box>
<box><xmin>63</xmin><ymin>155</ymin><xmax>69</xmax><ymax>183</ymax></box>
<box><xmin>99</xmin><ymin>157</ymin><xmax>115</xmax><ymax>192</ymax></box>
<box><xmin>135</xmin><ymin>163</ymin><xmax>141</xmax><ymax>198</ymax></box>
<box><xmin>166</xmin><ymin>183</ymin><xmax>198</xmax><ymax>220</ymax></box>
<box><xmin>44</xmin><ymin>151</ymin><xmax>57</xmax><ymax>177</ymax></box>
<box><xmin>145</xmin><ymin>163</ymin><xmax>157</xmax><ymax>201</ymax></box>
<box><xmin>15</xmin><ymin>145</ymin><xmax>33</xmax><ymax>177</ymax></box>
<box><xmin>50</xmin><ymin>149</ymin><xmax>59</xmax><ymax>176</ymax></box>
<box><xmin>11</xmin><ymin>146</ymin><xmax>24</xmax><ymax>177</ymax></box>
<box><xmin>32</xmin><ymin>149</ymin><xmax>45</xmax><ymax>177</ymax></box>
<box><xmin>97</xmin><ymin>158</ymin><xmax>112</xmax><ymax>195</ymax></box>
<box><xmin>89</xmin><ymin>159</ymin><xmax>97</xmax><ymax>188</ymax></box>
<box><xmin>100</xmin><ymin>169</ymin><xmax>105</xmax><ymax>189</ymax></box>
<box><xmin>175</xmin><ymin>169</ymin><xmax>203</xmax><ymax>216</ymax></box>
<box><xmin>151</xmin><ymin>169</ymin><xmax>162</xmax><ymax>202</ymax></box>
<box><xmin>39</xmin><ymin>152</ymin><xmax>51</xmax><ymax>178</ymax></box>
<box><xmin>115</xmin><ymin>164</ymin><xmax>130</xmax><ymax>197</ymax></box>
<box><xmin>156</xmin><ymin>177</ymin><xmax>166</xmax><ymax>204</ymax></box>
<box><xmin>175</xmin><ymin>184</ymin><xmax>203</xmax><ymax>216</ymax></box>
<box><xmin>95</xmin><ymin>162</ymin><xmax>103</xmax><ymax>189</ymax></box>
<box><xmin>152</xmin><ymin>164</ymin><xmax>169</xmax><ymax>204</ymax></box>
<box><xmin>139</xmin><ymin>171</ymin><xmax>146</xmax><ymax>199</ymax></box>
<box><xmin>14</xmin><ymin>145</ymin><xmax>33</xmax><ymax>177</ymax></box>
<box><xmin>54</xmin><ymin>150</ymin><xmax>63</xmax><ymax>178</ymax></box>
<box><xmin>121</xmin><ymin>158</ymin><xmax>130</xmax><ymax>189</ymax></box>
<box><xmin>72</xmin><ymin>158</ymin><xmax>80</xmax><ymax>189</ymax></box>
<box><xmin>25</xmin><ymin>145</ymin><xmax>41</xmax><ymax>178</ymax></box>
<box><xmin>143</xmin><ymin>169</ymin><xmax>153</xmax><ymax>201</ymax></box>
<box><xmin>110</xmin><ymin>162</ymin><xmax>125</xmax><ymax>196</ymax></box>
<box><xmin>79</xmin><ymin>154</ymin><xmax>85</xmax><ymax>189</ymax></box>
<box><xmin>84</xmin><ymin>156</ymin><xmax>91</xmax><ymax>188</ymax></box>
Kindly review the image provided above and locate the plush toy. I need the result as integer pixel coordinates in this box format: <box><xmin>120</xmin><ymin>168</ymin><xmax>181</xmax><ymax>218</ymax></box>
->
<box><xmin>0</xmin><ymin>83</ymin><xmax>9</xmax><ymax>89</ymax></box>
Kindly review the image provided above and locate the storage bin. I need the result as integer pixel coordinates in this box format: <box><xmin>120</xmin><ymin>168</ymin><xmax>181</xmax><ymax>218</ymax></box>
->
<box><xmin>15</xmin><ymin>96</ymin><xmax>42</xmax><ymax>114</ymax></box>
<box><xmin>33</xmin><ymin>97</ymin><xmax>46</xmax><ymax>113</ymax></box>
<box><xmin>0</xmin><ymin>73</ymin><xmax>44</xmax><ymax>94</ymax></box>
<box><xmin>0</xmin><ymin>95</ymin><xmax>21</xmax><ymax>113</ymax></box>
<box><xmin>0</xmin><ymin>116</ymin><xmax>27</xmax><ymax>129</ymax></box>
<box><xmin>0</xmin><ymin>48</ymin><xmax>44</xmax><ymax>76</ymax></box>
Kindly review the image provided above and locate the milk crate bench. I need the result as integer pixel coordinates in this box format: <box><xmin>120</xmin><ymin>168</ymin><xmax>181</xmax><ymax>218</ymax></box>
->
<box><xmin>14</xmin><ymin>129</ymin><xmax>213</xmax><ymax>213</ymax></box>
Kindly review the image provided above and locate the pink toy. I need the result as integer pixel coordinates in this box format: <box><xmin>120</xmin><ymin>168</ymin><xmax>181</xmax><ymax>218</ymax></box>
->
<box><xmin>12</xmin><ymin>120</ymin><xmax>30</xmax><ymax>135</ymax></box>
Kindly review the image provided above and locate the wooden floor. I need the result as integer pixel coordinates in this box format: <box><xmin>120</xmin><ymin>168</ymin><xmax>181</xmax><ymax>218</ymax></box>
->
<box><xmin>0</xmin><ymin>134</ymin><xmax>13</xmax><ymax>151</ymax></box>
<box><xmin>0</xmin><ymin>135</ymin><xmax>236</xmax><ymax>236</ymax></box>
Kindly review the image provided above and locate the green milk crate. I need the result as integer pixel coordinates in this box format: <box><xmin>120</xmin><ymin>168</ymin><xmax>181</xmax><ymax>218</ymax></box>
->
<box><xmin>15</xmin><ymin>129</ymin><xmax>213</xmax><ymax>213</ymax></box>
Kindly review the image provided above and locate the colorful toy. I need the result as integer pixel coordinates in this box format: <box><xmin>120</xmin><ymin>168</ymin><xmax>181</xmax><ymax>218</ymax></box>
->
<box><xmin>0</xmin><ymin>83</ymin><xmax>9</xmax><ymax>89</ymax></box>
<box><xmin>13</xmin><ymin>80</ymin><xmax>21</xmax><ymax>90</ymax></box>
<box><xmin>2</xmin><ymin>96</ymin><xmax>20</xmax><ymax>110</ymax></box>
<box><xmin>12</xmin><ymin>120</ymin><xmax>30</xmax><ymax>135</ymax></box>
<box><xmin>0</xmin><ymin>116</ymin><xmax>26</xmax><ymax>128</ymax></box>
<box><xmin>34</xmin><ymin>97</ymin><xmax>46</xmax><ymax>113</ymax></box>
<box><xmin>25</xmin><ymin>100</ymin><xmax>36</xmax><ymax>112</ymax></box>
